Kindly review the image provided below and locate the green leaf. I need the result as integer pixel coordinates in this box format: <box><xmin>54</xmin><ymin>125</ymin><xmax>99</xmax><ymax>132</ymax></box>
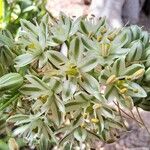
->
<box><xmin>51</xmin><ymin>96</ymin><xmax>62</xmax><ymax>126</ymax></box>
<box><xmin>74</xmin><ymin>128</ymin><xmax>87</xmax><ymax>142</ymax></box>
<box><xmin>126</xmin><ymin>41</ymin><xmax>143</xmax><ymax>62</ymax></box>
<box><xmin>0</xmin><ymin>73</ymin><xmax>23</xmax><ymax>92</ymax></box>
<box><xmin>15</xmin><ymin>53</ymin><xmax>36</xmax><ymax>67</ymax></box>
<box><xmin>62</xmin><ymin>77</ymin><xmax>77</xmax><ymax>101</ymax></box>
<box><xmin>48</xmin><ymin>77</ymin><xmax>62</xmax><ymax>94</ymax></box>
<box><xmin>81</xmin><ymin>36</ymin><xmax>98</xmax><ymax>51</ymax></box>
<box><xmin>114</xmin><ymin>28</ymin><xmax>132</xmax><ymax>48</ymax></box>
<box><xmin>125</xmin><ymin>64</ymin><xmax>144</xmax><ymax>76</ymax></box>
<box><xmin>38</xmin><ymin>134</ymin><xmax>51</xmax><ymax>150</ymax></box>
<box><xmin>55</xmin><ymin>95</ymin><xmax>65</xmax><ymax>113</ymax></box>
<box><xmin>69</xmin><ymin>37</ymin><xmax>83</xmax><ymax>63</ymax></box>
<box><xmin>141</xmin><ymin>31</ymin><xmax>149</xmax><ymax>47</ymax></box>
<box><xmin>79</xmin><ymin>73</ymin><xmax>101</xmax><ymax>99</ymax></box>
<box><xmin>80</xmin><ymin>21</ymin><xmax>89</xmax><ymax>35</ymax></box>
<box><xmin>127</xmin><ymin>82</ymin><xmax>147</xmax><ymax>98</ymax></box>
<box><xmin>111</xmin><ymin>58</ymin><xmax>125</xmax><ymax>76</ymax></box>
<box><xmin>65</xmin><ymin>100</ymin><xmax>89</xmax><ymax>112</ymax></box>
<box><xmin>20</xmin><ymin>19</ymin><xmax>38</xmax><ymax>36</ymax></box>
<box><xmin>69</xmin><ymin>17</ymin><xmax>82</xmax><ymax>36</ymax></box>
<box><xmin>144</xmin><ymin>68</ymin><xmax>150</xmax><ymax>81</ymax></box>
<box><xmin>25</xmin><ymin>75</ymin><xmax>49</xmax><ymax>91</ymax></box>
<box><xmin>130</xmin><ymin>25</ymin><xmax>141</xmax><ymax>40</ymax></box>
<box><xmin>48</xmin><ymin>51</ymin><xmax>67</xmax><ymax>68</ymax></box>
<box><xmin>79</xmin><ymin>55</ymin><xmax>98</xmax><ymax>72</ymax></box>
<box><xmin>7</xmin><ymin>114</ymin><xmax>29</xmax><ymax>123</ymax></box>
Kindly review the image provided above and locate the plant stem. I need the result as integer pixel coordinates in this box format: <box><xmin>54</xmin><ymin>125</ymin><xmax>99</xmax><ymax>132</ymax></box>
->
<box><xmin>113</xmin><ymin>101</ymin><xmax>143</xmax><ymax>125</ymax></box>
<box><xmin>136</xmin><ymin>107</ymin><xmax>150</xmax><ymax>136</ymax></box>
<box><xmin>116</xmin><ymin>101</ymin><xmax>128</xmax><ymax>130</ymax></box>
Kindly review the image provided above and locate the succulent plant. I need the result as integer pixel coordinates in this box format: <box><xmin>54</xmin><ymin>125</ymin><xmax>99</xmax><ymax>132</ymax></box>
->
<box><xmin>0</xmin><ymin>13</ymin><xmax>150</xmax><ymax>149</ymax></box>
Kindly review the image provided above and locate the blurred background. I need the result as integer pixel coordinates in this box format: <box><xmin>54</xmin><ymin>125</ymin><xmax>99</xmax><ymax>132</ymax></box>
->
<box><xmin>0</xmin><ymin>0</ymin><xmax>150</xmax><ymax>35</ymax></box>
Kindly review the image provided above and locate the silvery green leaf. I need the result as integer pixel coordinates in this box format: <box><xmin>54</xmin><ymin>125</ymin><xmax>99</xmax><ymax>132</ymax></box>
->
<box><xmin>51</xmin><ymin>97</ymin><xmax>62</xmax><ymax>126</ymax></box>
<box><xmin>38</xmin><ymin>55</ymin><xmax>48</xmax><ymax>69</ymax></box>
<box><xmin>126</xmin><ymin>41</ymin><xmax>143</xmax><ymax>62</ymax></box>
<box><xmin>7</xmin><ymin>114</ymin><xmax>29</xmax><ymax>123</ymax></box>
<box><xmin>94</xmin><ymin>17</ymin><xmax>106</xmax><ymax>34</ymax></box>
<box><xmin>141</xmin><ymin>31</ymin><xmax>149</xmax><ymax>47</ymax></box>
<box><xmin>99</xmin><ymin>106</ymin><xmax>115</xmax><ymax>119</ymax></box>
<box><xmin>65</xmin><ymin>99</ymin><xmax>89</xmax><ymax>112</ymax></box>
<box><xmin>79</xmin><ymin>55</ymin><xmax>98</xmax><ymax>72</ymax></box>
<box><xmin>47</xmin><ymin>38</ymin><xmax>61</xmax><ymax>47</ymax></box>
<box><xmin>15</xmin><ymin>53</ymin><xmax>36</xmax><ymax>67</ymax></box>
<box><xmin>59</xmin><ymin>12</ymin><xmax>71</xmax><ymax>31</ymax></box>
<box><xmin>13</xmin><ymin>124</ymin><xmax>30</xmax><ymax>136</ymax></box>
<box><xmin>48</xmin><ymin>37</ymin><xmax>64</xmax><ymax>46</ymax></box>
<box><xmin>145</xmin><ymin>55</ymin><xmax>150</xmax><ymax>67</ymax></box>
<box><xmin>99</xmin><ymin>67</ymin><xmax>111</xmax><ymax>84</ymax></box>
<box><xmin>65</xmin><ymin>92</ymin><xmax>92</xmax><ymax>112</ymax></box>
<box><xmin>81</xmin><ymin>36</ymin><xmax>99</xmax><ymax>51</ymax></box>
<box><xmin>38</xmin><ymin>26</ymin><xmax>46</xmax><ymax>50</ymax></box>
<box><xmin>80</xmin><ymin>20</ymin><xmax>89</xmax><ymax>35</ymax></box>
<box><xmin>130</xmin><ymin>25</ymin><xmax>141</xmax><ymax>40</ymax></box>
<box><xmin>72</xmin><ymin>112</ymin><xmax>83</xmax><ymax>128</ymax></box>
<box><xmin>145</xmin><ymin>46</ymin><xmax>150</xmax><ymax>58</ymax></box>
<box><xmin>96</xmin><ymin>112</ymin><xmax>104</xmax><ymax>132</ymax></box>
<box><xmin>0</xmin><ymin>33</ymin><xmax>14</xmax><ymax>48</ymax></box>
<box><xmin>74</xmin><ymin>128</ymin><xmax>87</xmax><ymax>142</ymax></box>
<box><xmin>1</xmin><ymin>30</ymin><xmax>13</xmax><ymax>40</ymax></box>
<box><xmin>123</xmin><ymin>96</ymin><xmax>134</xmax><ymax>109</ymax></box>
<box><xmin>20</xmin><ymin>84</ymin><xmax>47</xmax><ymax>98</ymax></box>
<box><xmin>69</xmin><ymin>37</ymin><xmax>83</xmax><ymax>63</ymax></box>
<box><xmin>41</xmin><ymin>93</ymin><xmax>54</xmax><ymax>113</ymax></box>
<box><xmin>127</xmin><ymin>82</ymin><xmax>147</xmax><ymax>98</ymax></box>
<box><xmin>79</xmin><ymin>73</ymin><xmax>100</xmax><ymax>94</ymax></box>
<box><xmin>113</xmin><ymin>28</ymin><xmax>132</xmax><ymax>48</ymax></box>
<box><xmin>48</xmin><ymin>78</ymin><xmax>62</xmax><ymax>94</ymax></box>
<box><xmin>44</xmin><ymin>125</ymin><xmax>58</xmax><ymax>143</ymax></box>
<box><xmin>111</xmin><ymin>58</ymin><xmax>125</xmax><ymax>76</ymax></box>
<box><xmin>111</xmin><ymin>48</ymin><xmax>129</xmax><ymax>56</ymax></box>
<box><xmin>20</xmin><ymin>19</ymin><xmax>38</xmax><ymax>36</ymax></box>
<box><xmin>69</xmin><ymin>17</ymin><xmax>82</xmax><ymax>36</ymax></box>
<box><xmin>55</xmin><ymin>95</ymin><xmax>65</xmax><ymax>113</ymax></box>
<box><xmin>105</xmin><ymin>85</ymin><xmax>119</xmax><ymax>101</ymax></box>
<box><xmin>38</xmin><ymin>134</ymin><xmax>51</xmax><ymax>150</ymax></box>
<box><xmin>144</xmin><ymin>68</ymin><xmax>150</xmax><ymax>81</ymax></box>
<box><xmin>125</xmin><ymin>64</ymin><xmax>144</xmax><ymax>76</ymax></box>
<box><xmin>25</xmin><ymin>75</ymin><xmax>49</xmax><ymax>91</ymax></box>
<box><xmin>48</xmin><ymin>50</ymin><xmax>67</xmax><ymax>68</ymax></box>
<box><xmin>62</xmin><ymin>77</ymin><xmax>77</xmax><ymax>101</ymax></box>
<box><xmin>50</xmin><ymin>14</ymin><xmax>70</xmax><ymax>43</ymax></box>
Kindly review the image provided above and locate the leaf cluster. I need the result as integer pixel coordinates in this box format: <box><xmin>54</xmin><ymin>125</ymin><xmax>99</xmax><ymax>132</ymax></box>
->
<box><xmin>0</xmin><ymin>13</ymin><xmax>150</xmax><ymax>149</ymax></box>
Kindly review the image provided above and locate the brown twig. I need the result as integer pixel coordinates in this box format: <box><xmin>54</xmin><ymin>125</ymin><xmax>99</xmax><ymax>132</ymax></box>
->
<box><xmin>136</xmin><ymin>107</ymin><xmax>150</xmax><ymax>136</ymax></box>
<box><xmin>113</xmin><ymin>101</ymin><xmax>143</xmax><ymax>126</ymax></box>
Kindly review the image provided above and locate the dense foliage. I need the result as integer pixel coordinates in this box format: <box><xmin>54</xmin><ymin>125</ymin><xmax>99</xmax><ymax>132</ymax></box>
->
<box><xmin>0</xmin><ymin>13</ymin><xmax>150</xmax><ymax>149</ymax></box>
<box><xmin>0</xmin><ymin>0</ymin><xmax>47</xmax><ymax>35</ymax></box>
